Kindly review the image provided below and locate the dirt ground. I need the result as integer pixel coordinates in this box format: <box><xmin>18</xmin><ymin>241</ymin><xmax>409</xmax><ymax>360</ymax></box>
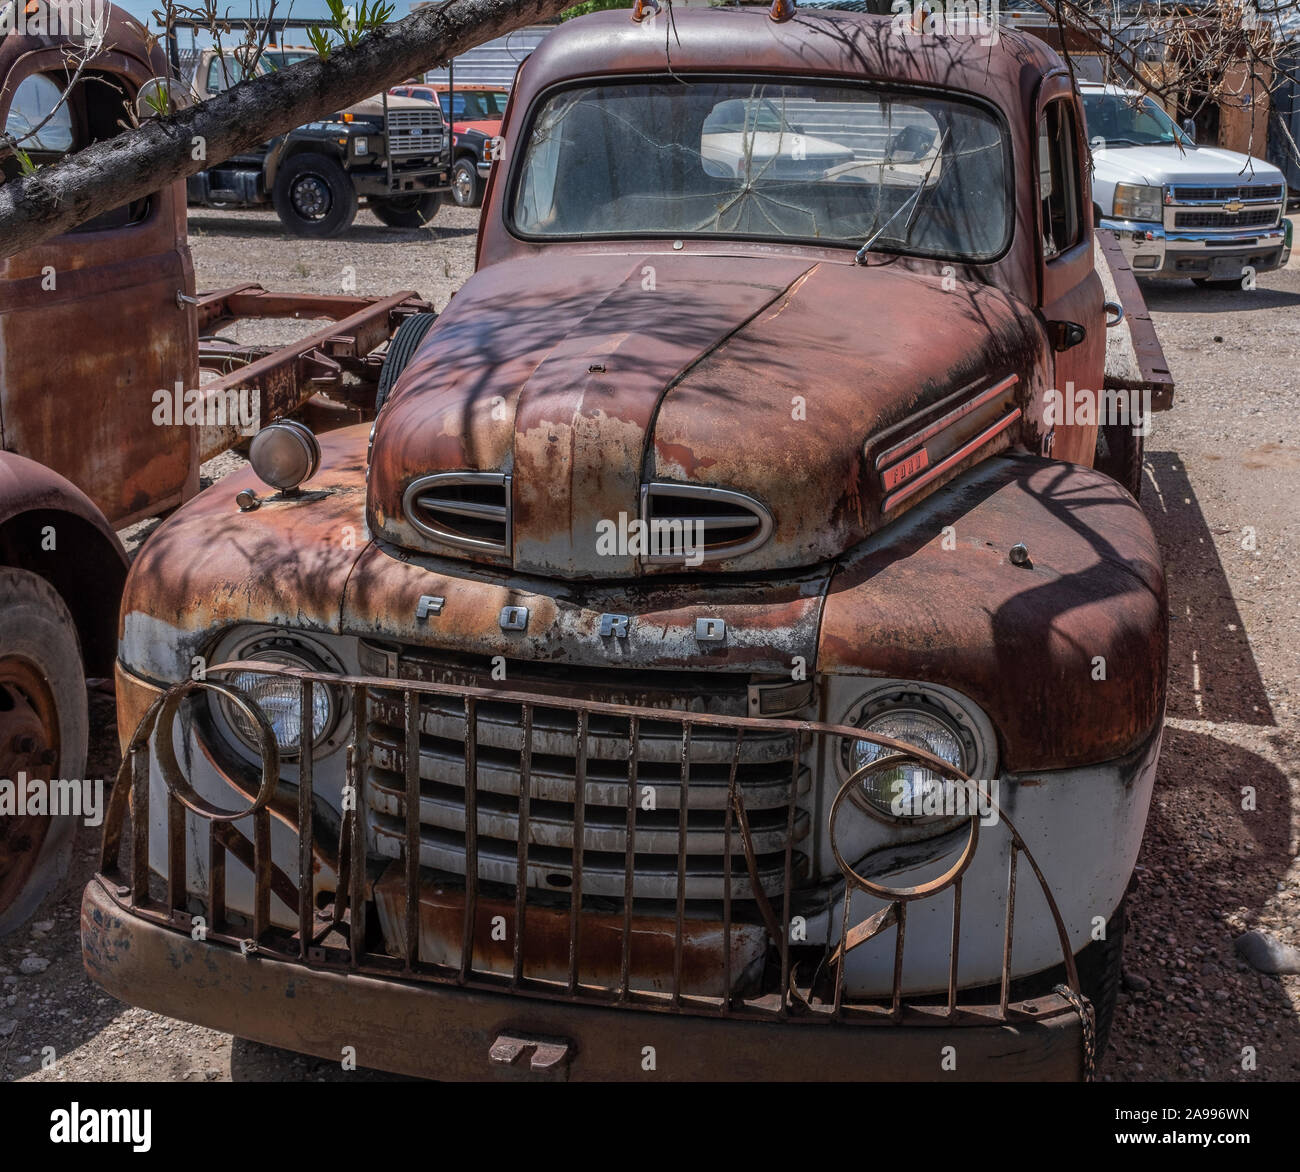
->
<box><xmin>3</xmin><ymin>204</ymin><xmax>1298</xmax><ymax>1082</ymax></box>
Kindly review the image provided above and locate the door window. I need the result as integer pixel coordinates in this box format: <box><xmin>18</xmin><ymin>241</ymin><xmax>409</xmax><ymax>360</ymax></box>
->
<box><xmin>4</xmin><ymin>73</ymin><xmax>74</xmax><ymax>156</ymax></box>
<box><xmin>1037</xmin><ymin>100</ymin><xmax>1083</xmax><ymax>260</ymax></box>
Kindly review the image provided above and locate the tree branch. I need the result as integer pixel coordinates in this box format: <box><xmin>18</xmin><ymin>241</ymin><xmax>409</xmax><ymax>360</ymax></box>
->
<box><xmin>0</xmin><ymin>0</ymin><xmax>572</xmax><ymax>257</ymax></box>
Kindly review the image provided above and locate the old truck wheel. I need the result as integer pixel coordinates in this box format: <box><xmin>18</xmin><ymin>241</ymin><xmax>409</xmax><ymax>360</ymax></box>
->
<box><xmin>371</xmin><ymin>193</ymin><xmax>441</xmax><ymax>228</ymax></box>
<box><xmin>375</xmin><ymin>312</ymin><xmax>438</xmax><ymax>413</ymax></box>
<box><xmin>1094</xmin><ymin>421</ymin><xmax>1144</xmax><ymax>500</ymax></box>
<box><xmin>0</xmin><ymin>569</ymin><xmax>87</xmax><ymax>936</ymax></box>
<box><xmin>1074</xmin><ymin>896</ymin><xmax>1126</xmax><ymax>1061</ymax></box>
<box><xmin>272</xmin><ymin>154</ymin><xmax>358</xmax><ymax>239</ymax></box>
<box><xmin>450</xmin><ymin>158</ymin><xmax>483</xmax><ymax>208</ymax></box>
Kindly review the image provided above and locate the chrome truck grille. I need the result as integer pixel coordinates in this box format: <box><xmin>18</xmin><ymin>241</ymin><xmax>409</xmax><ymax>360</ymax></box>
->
<box><xmin>359</xmin><ymin>645</ymin><xmax>811</xmax><ymax>902</ymax></box>
<box><xmin>94</xmin><ymin>659</ymin><xmax>1092</xmax><ymax>1073</ymax></box>
<box><xmin>387</xmin><ymin>109</ymin><xmax>444</xmax><ymax>155</ymax></box>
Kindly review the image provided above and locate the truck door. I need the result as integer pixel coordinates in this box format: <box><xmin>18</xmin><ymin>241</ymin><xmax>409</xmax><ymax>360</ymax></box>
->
<box><xmin>0</xmin><ymin>57</ymin><xmax>199</xmax><ymax>525</ymax></box>
<box><xmin>1036</xmin><ymin>91</ymin><xmax>1105</xmax><ymax>466</ymax></box>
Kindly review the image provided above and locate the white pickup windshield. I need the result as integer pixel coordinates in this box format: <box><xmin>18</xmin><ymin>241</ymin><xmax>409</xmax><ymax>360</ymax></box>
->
<box><xmin>511</xmin><ymin>79</ymin><xmax>1011</xmax><ymax>260</ymax></box>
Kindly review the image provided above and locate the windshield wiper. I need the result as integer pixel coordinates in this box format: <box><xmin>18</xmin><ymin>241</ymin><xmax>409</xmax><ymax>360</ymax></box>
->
<box><xmin>855</xmin><ymin>127</ymin><xmax>950</xmax><ymax>265</ymax></box>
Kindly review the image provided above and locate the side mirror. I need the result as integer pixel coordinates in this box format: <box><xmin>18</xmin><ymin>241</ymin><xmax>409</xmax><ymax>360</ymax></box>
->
<box><xmin>136</xmin><ymin>77</ymin><xmax>194</xmax><ymax>120</ymax></box>
<box><xmin>1181</xmin><ymin>117</ymin><xmax>1196</xmax><ymax>144</ymax></box>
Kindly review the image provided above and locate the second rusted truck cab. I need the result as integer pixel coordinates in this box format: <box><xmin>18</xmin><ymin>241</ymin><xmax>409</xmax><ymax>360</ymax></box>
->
<box><xmin>87</xmin><ymin>8</ymin><xmax>1168</xmax><ymax>1081</ymax></box>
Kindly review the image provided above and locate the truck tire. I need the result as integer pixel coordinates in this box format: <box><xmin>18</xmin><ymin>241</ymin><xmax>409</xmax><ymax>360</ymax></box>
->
<box><xmin>0</xmin><ymin>569</ymin><xmax>87</xmax><ymax>936</ymax></box>
<box><xmin>272</xmin><ymin>154</ymin><xmax>358</xmax><ymax>238</ymax></box>
<box><xmin>371</xmin><ymin>193</ymin><xmax>441</xmax><ymax>229</ymax></box>
<box><xmin>1094</xmin><ymin>421</ymin><xmax>1144</xmax><ymax>500</ymax></box>
<box><xmin>375</xmin><ymin>312</ymin><xmax>438</xmax><ymax>413</ymax></box>
<box><xmin>450</xmin><ymin>157</ymin><xmax>483</xmax><ymax>208</ymax></box>
<box><xmin>1073</xmin><ymin>896</ymin><xmax>1126</xmax><ymax>1061</ymax></box>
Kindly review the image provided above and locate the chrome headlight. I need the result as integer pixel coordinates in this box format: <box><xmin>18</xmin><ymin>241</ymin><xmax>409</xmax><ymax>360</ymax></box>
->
<box><xmin>208</xmin><ymin>631</ymin><xmax>344</xmax><ymax>760</ymax></box>
<box><xmin>849</xmin><ymin>706</ymin><xmax>966</xmax><ymax>817</ymax></box>
<box><xmin>838</xmin><ymin>683</ymin><xmax>997</xmax><ymax>823</ymax></box>
<box><xmin>1112</xmin><ymin>182</ymin><xmax>1163</xmax><ymax>222</ymax></box>
<box><xmin>249</xmin><ymin>419</ymin><xmax>320</xmax><ymax>492</ymax></box>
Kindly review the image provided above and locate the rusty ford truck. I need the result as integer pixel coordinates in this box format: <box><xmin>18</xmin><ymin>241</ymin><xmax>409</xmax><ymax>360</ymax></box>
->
<box><xmin>84</xmin><ymin>6</ymin><xmax>1174</xmax><ymax>1081</ymax></box>
<box><xmin>0</xmin><ymin>5</ymin><xmax>426</xmax><ymax>933</ymax></box>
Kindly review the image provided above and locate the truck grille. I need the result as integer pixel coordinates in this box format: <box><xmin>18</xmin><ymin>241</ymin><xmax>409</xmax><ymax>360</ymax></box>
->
<box><xmin>403</xmin><ymin>472</ymin><xmax>510</xmax><ymax>554</ymax></box>
<box><xmin>387</xmin><ymin>109</ymin><xmax>444</xmax><ymax>156</ymax></box>
<box><xmin>1171</xmin><ymin>183</ymin><xmax>1283</xmax><ymax>203</ymax></box>
<box><xmin>361</xmin><ymin>648</ymin><xmax>811</xmax><ymax>902</ymax></box>
<box><xmin>1174</xmin><ymin>209</ymin><xmax>1278</xmax><ymax>229</ymax></box>
<box><xmin>97</xmin><ymin>661</ymin><xmax>1091</xmax><ymax>1047</ymax></box>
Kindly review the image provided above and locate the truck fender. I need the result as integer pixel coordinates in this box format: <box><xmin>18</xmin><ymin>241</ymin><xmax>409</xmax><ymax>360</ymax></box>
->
<box><xmin>0</xmin><ymin>452</ymin><xmax>129</xmax><ymax>678</ymax></box>
<box><xmin>818</xmin><ymin>453</ymin><xmax>1167</xmax><ymax>772</ymax></box>
<box><xmin>265</xmin><ymin>135</ymin><xmax>347</xmax><ymax>190</ymax></box>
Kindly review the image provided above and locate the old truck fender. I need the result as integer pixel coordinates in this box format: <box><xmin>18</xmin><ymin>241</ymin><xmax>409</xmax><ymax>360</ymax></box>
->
<box><xmin>819</xmin><ymin>453</ymin><xmax>1167</xmax><ymax>772</ymax></box>
<box><xmin>0</xmin><ymin>452</ymin><xmax>129</xmax><ymax>677</ymax></box>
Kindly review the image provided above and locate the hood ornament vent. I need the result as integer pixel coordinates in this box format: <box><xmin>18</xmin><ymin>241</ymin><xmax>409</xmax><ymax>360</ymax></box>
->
<box><xmin>403</xmin><ymin>472</ymin><xmax>511</xmax><ymax>555</ymax></box>
<box><xmin>641</xmin><ymin>483</ymin><xmax>773</xmax><ymax>565</ymax></box>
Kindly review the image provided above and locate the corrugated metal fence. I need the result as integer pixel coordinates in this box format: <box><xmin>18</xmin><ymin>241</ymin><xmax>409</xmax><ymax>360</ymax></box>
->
<box><xmin>423</xmin><ymin>24</ymin><xmax>554</xmax><ymax>89</ymax></box>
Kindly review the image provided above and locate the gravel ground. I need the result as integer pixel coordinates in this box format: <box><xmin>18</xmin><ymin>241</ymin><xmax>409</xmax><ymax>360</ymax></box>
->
<box><xmin>3</xmin><ymin>205</ymin><xmax>1298</xmax><ymax>1082</ymax></box>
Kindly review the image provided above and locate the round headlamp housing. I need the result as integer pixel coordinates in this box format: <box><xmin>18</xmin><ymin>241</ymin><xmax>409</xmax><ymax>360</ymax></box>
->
<box><xmin>249</xmin><ymin>419</ymin><xmax>320</xmax><ymax>492</ymax></box>
<box><xmin>837</xmin><ymin>683</ymin><xmax>997</xmax><ymax>825</ymax></box>
<box><xmin>207</xmin><ymin>630</ymin><xmax>345</xmax><ymax>761</ymax></box>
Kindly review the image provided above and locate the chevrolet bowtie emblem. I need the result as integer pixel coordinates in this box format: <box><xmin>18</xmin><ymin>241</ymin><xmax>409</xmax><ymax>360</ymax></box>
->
<box><xmin>1224</xmin><ymin>199</ymin><xmax>1244</xmax><ymax>213</ymax></box>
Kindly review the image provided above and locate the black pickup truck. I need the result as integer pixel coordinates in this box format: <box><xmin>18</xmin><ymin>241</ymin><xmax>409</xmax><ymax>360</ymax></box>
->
<box><xmin>186</xmin><ymin>47</ymin><xmax>450</xmax><ymax>235</ymax></box>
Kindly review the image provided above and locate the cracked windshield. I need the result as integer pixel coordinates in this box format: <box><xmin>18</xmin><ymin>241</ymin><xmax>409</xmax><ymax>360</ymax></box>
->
<box><xmin>512</xmin><ymin>80</ymin><xmax>1010</xmax><ymax>259</ymax></box>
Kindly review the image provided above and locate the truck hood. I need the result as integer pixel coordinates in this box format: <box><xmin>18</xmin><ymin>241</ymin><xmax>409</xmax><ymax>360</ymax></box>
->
<box><xmin>1092</xmin><ymin>144</ymin><xmax>1286</xmax><ymax>189</ymax></box>
<box><xmin>368</xmin><ymin>252</ymin><xmax>1043</xmax><ymax>578</ymax></box>
<box><xmin>345</xmin><ymin>93</ymin><xmax>431</xmax><ymax>116</ymax></box>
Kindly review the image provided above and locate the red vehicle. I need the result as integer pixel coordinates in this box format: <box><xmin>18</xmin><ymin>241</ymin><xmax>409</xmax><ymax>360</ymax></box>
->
<box><xmin>87</xmin><ymin>7</ymin><xmax>1173</xmax><ymax>1081</ymax></box>
<box><xmin>389</xmin><ymin>83</ymin><xmax>508</xmax><ymax>207</ymax></box>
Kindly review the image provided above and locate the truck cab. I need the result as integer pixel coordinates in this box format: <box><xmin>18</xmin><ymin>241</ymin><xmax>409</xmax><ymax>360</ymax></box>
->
<box><xmin>86</xmin><ymin>7</ymin><xmax>1172</xmax><ymax>1081</ymax></box>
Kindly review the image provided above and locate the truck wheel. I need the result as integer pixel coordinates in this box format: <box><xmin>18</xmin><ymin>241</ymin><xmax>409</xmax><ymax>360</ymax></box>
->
<box><xmin>450</xmin><ymin>158</ymin><xmax>483</xmax><ymax>208</ymax></box>
<box><xmin>0</xmin><ymin>569</ymin><xmax>87</xmax><ymax>936</ymax></box>
<box><xmin>375</xmin><ymin>312</ymin><xmax>438</xmax><ymax>413</ymax></box>
<box><xmin>1073</xmin><ymin>896</ymin><xmax>1126</xmax><ymax>1061</ymax></box>
<box><xmin>1094</xmin><ymin>421</ymin><xmax>1144</xmax><ymax>500</ymax></box>
<box><xmin>371</xmin><ymin>194</ymin><xmax>441</xmax><ymax>229</ymax></box>
<box><xmin>272</xmin><ymin>154</ymin><xmax>358</xmax><ymax>239</ymax></box>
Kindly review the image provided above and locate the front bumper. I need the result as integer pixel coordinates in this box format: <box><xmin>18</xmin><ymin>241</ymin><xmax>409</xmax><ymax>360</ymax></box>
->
<box><xmin>351</xmin><ymin>163</ymin><xmax>449</xmax><ymax>198</ymax></box>
<box><xmin>1101</xmin><ymin>217</ymin><xmax>1290</xmax><ymax>279</ymax></box>
<box><xmin>82</xmin><ymin>877</ymin><xmax>1084</xmax><ymax>1080</ymax></box>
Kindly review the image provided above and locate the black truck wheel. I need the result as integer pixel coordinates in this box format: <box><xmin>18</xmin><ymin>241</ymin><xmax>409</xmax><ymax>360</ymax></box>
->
<box><xmin>375</xmin><ymin>312</ymin><xmax>439</xmax><ymax>413</ymax></box>
<box><xmin>0</xmin><ymin>569</ymin><xmax>87</xmax><ymax>936</ymax></box>
<box><xmin>371</xmin><ymin>193</ymin><xmax>441</xmax><ymax>229</ymax></box>
<box><xmin>272</xmin><ymin>153</ymin><xmax>358</xmax><ymax>238</ymax></box>
<box><xmin>1094</xmin><ymin>421</ymin><xmax>1145</xmax><ymax>500</ymax></box>
<box><xmin>450</xmin><ymin>158</ymin><xmax>483</xmax><ymax>208</ymax></box>
<box><xmin>1074</xmin><ymin>896</ymin><xmax>1127</xmax><ymax>1061</ymax></box>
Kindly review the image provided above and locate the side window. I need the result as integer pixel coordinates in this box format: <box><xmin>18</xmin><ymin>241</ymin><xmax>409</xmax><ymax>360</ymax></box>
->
<box><xmin>4</xmin><ymin>74</ymin><xmax>74</xmax><ymax>158</ymax></box>
<box><xmin>1037</xmin><ymin>100</ymin><xmax>1083</xmax><ymax>261</ymax></box>
<box><xmin>206</xmin><ymin>57</ymin><xmax>247</xmax><ymax>94</ymax></box>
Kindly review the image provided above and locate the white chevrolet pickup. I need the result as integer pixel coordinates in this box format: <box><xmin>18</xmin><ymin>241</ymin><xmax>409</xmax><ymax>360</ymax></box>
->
<box><xmin>1081</xmin><ymin>83</ymin><xmax>1292</xmax><ymax>287</ymax></box>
